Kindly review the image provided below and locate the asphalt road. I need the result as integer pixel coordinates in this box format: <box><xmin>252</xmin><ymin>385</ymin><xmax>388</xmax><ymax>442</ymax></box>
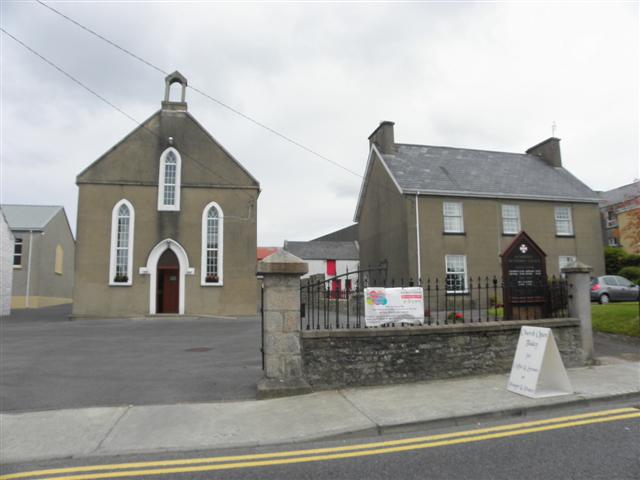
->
<box><xmin>0</xmin><ymin>305</ymin><xmax>262</xmax><ymax>412</ymax></box>
<box><xmin>3</xmin><ymin>402</ymin><xmax>638</xmax><ymax>479</ymax></box>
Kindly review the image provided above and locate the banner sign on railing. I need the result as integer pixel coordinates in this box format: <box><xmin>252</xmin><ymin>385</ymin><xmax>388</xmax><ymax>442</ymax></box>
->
<box><xmin>364</xmin><ymin>287</ymin><xmax>424</xmax><ymax>327</ymax></box>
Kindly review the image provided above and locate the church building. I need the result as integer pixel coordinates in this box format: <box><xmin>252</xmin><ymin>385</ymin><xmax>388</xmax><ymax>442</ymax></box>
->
<box><xmin>73</xmin><ymin>72</ymin><xmax>260</xmax><ymax>317</ymax></box>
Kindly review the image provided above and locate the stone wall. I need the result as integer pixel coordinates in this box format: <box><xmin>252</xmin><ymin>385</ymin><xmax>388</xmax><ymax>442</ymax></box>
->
<box><xmin>301</xmin><ymin>319</ymin><xmax>583</xmax><ymax>389</ymax></box>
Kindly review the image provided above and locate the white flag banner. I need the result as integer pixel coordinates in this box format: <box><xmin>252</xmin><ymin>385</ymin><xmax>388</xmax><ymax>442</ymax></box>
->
<box><xmin>364</xmin><ymin>287</ymin><xmax>424</xmax><ymax>327</ymax></box>
<box><xmin>507</xmin><ymin>326</ymin><xmax>573</xmax><ymax>398</ymax></box>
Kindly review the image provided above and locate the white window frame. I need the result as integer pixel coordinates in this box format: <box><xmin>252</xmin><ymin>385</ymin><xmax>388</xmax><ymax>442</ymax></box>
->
<box><xmin>501</xmin><ymin>204</ymin><xmax>521</xmax><ymax>235</ymax></box>
<box><xmin>13</xmin><ymin>237</ymin><xmax>23</xmax><ymax>268</ymax></box>
<box><xmin>201</xmin><ymin>201</ymin><xmax>224</xmax><ymax>286</ymax></box>
<box><xmin>157</xmin><ymin>147</ymin><xmax>182</xmax><ymax>211</ymax></box>
<box><xmin>554</xmin><ymin>206</ymin><xmax>574</xmax><ymax>236</ymax></box>
<box><xmin>109</xmin><ymin>199</ymin><xmax>135</xmax><ymax>286</ymax></box>
<box><xmin>443</xmin><ymin>202</ymin><xmax>464</xmax><ymax>233</ymax></box>
<box><xmin>445</xmin><ymin>254</ymin><xmax>468</xmax><ymax>294</ymax></box>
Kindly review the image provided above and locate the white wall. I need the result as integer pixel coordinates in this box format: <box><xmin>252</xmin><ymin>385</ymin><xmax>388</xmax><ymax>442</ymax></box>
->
<box><xmin>0</xmin><ymin>214</ymin><xmax>14</xmax><ymax>316</ymax></box>
<box><xmin>301</xmin><ymin>259</ymin><xmax>359</xmax><ymax>279</ymax></box>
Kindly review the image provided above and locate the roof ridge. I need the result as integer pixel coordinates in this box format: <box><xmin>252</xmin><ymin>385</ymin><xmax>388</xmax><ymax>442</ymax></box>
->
<box><xmin>394</xmin><ymin>143</ymin><xmax>533</xmax><ymax>157</ymax></box>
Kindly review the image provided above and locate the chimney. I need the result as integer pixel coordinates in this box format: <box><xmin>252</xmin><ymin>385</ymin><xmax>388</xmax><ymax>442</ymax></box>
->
<box><xmin>526</xmin><ymin>137</ymin><xmax>562</xmax><ymax>168</ymax></box>
<box><xmin>368</xmin><ymin>121</ymin><xmax>395</xmax><ymax>154</ymax></box>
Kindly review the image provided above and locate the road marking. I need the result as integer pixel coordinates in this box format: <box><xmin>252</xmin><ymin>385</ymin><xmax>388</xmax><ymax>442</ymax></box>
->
<box><xmin>2</xmin><ymin>408</ymin><xmax>638</xmax><ymax>480</ymax></box>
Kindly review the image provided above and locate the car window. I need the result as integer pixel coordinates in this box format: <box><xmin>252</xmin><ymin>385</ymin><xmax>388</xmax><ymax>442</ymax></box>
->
<box><xmin>590</xmin><ymin>278</ymin><xmax>598</xmax><ymax>285</ymax></box>
<box><xmin>603</xmin><ymin>276</ymin><xmax>619</xmax><ymax>286</ymax></box>
<box><xmin>615</xmin><ymin>276</ymin><xmax>633</xmax><ymax>287</ymax></box>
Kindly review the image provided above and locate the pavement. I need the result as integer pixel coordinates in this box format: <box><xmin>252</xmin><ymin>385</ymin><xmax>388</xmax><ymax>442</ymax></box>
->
<box><xmin>2</xmin><ymin>356</ymin><xmax>639</xmax><ymax>465</ymax></box>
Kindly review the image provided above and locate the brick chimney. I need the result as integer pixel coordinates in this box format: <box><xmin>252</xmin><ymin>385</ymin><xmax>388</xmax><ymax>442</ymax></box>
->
<box><xmin>526</xmin><ymin>137</ymin><xmax>562</xmax><ymax>168</ymax></box>
<box><xmin>368</xmin><ymin>121</ymin><xmax>395</xmax><ymax>154</ymax></box>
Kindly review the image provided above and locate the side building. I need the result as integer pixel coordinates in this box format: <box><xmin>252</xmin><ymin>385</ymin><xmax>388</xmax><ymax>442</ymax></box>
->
<box><xmin>0</xmin><ymin>209</ymin><xmax>14</xmax><ymax>315</ymax></box>
<box><xmin>73</xmin><ymin>72</ymin><xmax>260</xmax><ymax>317</ymax></box>
<box><xmin>0</xmin><ymin>205</ymin><xmax>75</xmax><ymax>308</ymax></box>
<box><xmin>599</xmin><ymin>180</ymin><xmax>640</xmax><ymax>253</ymax></box>
<box><xmin>354</xmin><ymin>121</ymin><xmax>605</xmax><ymax>286</ymax></box>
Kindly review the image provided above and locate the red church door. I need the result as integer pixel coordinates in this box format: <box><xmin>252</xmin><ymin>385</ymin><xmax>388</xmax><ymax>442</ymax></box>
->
<box><xmin>157</xmin><ymin>249</ymin><xmax>179</xmax><ymax>314</ymax></box>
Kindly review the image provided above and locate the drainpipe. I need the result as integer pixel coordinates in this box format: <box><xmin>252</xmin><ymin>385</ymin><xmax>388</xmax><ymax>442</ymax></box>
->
<box><xmin>25</xmin><ymin>230</ymin><xmax>33</xmax><ymax>307</ymax></box>
<box><xmin>415</xmin><ymin>194</ymin><xmax>422</xmax><ymax>281</ymax></box>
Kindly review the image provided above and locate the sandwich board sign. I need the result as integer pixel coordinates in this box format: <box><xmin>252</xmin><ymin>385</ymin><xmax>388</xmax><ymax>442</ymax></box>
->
<box><xmin>364</xmin><ymin>287</ymin><xmax>424</xmax><ymax>327</ymax></box>
<box><xmin>507</xmin><ymin>326</ymin><xmax>573</xmax><ymax>398</ymax></box>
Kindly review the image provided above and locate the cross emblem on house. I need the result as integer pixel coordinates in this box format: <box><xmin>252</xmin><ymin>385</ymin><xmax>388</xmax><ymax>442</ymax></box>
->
<box><xmin>519</xmin><ymin>244</ymin><xmax>528</xmax><ymax>254</ymax></box>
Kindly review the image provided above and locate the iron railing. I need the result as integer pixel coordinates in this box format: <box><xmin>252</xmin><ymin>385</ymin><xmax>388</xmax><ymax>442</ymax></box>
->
<box><xmin>300</xmin><ymin>272</ymin><xmax>568</xmax><ymax>330</ymax></box>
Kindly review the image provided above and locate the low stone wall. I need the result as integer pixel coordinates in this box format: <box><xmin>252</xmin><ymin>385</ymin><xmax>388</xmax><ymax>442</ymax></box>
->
<box><xmin>301</xmin><ymin>319</ymin><xmax>583</xmax><ymax>389</ymax></box>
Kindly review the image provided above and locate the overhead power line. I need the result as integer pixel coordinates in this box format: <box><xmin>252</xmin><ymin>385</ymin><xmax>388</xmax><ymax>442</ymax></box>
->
<box><xmin>0</xmin><ymin>27</ymin><xmax>257</xmax><ymax>222</ymax></box>
<box><xmin>35</xmin><ymin>0</ymin><xmax>364</xmax><ymax>180</ymax></box>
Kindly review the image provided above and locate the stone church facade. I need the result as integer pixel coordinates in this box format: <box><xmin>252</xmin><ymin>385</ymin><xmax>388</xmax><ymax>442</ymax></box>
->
<box><xmin>73</xmin><ymin>72</ymin><xmax>260</xmax><ymax>317</ymax></box>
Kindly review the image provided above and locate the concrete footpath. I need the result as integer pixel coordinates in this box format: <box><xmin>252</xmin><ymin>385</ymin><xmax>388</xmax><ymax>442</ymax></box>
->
<box><xmin>2</xmin><ymin>358</ymin><xmax>639</xmax><ymax>465</ymax></box>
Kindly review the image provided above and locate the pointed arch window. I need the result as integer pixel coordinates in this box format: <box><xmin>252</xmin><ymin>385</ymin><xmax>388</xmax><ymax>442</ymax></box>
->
<box><xmin>158</xmin><ymin>148</ymin><xmax>181</xmax><ymax>211</ymax></box>
<box><xmin>109</xmin><ymin>200</ymin><xmax>134</xmax><ymax>286</ymax></box>
<box><xmin>201</xmin><ymin>202</ymin><xmax>224</xmax><ymax>286</ymax></box>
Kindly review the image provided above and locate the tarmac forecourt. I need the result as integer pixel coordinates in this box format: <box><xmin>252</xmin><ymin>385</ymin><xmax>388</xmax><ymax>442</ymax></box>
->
<box><xmin>2</xmin><ymin>407</ymin><xmax>639</xmax><ymax>480</ymax></box>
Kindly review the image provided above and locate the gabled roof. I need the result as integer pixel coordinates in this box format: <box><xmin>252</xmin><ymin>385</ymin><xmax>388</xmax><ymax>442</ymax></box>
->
<box><xmin>313</xmin><ymin>224</ymin><xmax>359</xmax><ymax>242</ymax></box>
<box><xmin>598</xmin><ymin>181</ymin><xmax>640</xmax><ymax>206</ymax></box>
<box><xmin>283</xmin><ymin>240</ymin><xmax>359</xmax><ymax>261</ymax></box>
<box><xmin>0</xmin><ymin>205</ymin><xmax>63</xmax><ymax>231</ymax></box>
<box><xmin>383</xmin><ymin>144</ymin><xmax>598</xmax><ymax>201</ymax></box>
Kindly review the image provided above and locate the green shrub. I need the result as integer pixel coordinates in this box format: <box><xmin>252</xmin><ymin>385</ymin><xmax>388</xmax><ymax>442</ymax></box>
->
<box><xmin>604</xmin><ymin>247</ymin><xmax>628</xmax><ymax>274</ymax></box>
<box><xmin>623</xmin><ymin>254</ymin><xmax>640</xmax><ymax>268</ymax></box>
<box><xmin>618</xmin><ymin>266</ymin><xmax>640</xmax><ymax>285</ymax></box>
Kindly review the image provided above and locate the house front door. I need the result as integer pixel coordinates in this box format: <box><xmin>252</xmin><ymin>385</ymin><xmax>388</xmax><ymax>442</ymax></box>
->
<box><xmin>157</xmin><ymin>249</ymin><xmax>180</xmax><ymax>314</ymax></box>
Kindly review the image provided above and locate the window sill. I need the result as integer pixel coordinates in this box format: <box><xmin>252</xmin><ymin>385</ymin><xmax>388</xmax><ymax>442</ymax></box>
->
<box><xmin>502</xmin><ymin>233</ymin><xmax>517</xmax><ymax>236</ymax></box>
<box><xmin>158</xmin><ymin>205</ymin><xmax>180</xmax><ymax>212</ymax></box>
<box><xmin>55</xmin><ymin>272</ymin><xmax>63</xmax><ymax>276</ymax></box>
<box><xmin>445</xmin><ymin>291</ymin><xmax>469</xmax><ymax>295</ymax></box>
<box><xmin>201</xmin><ymin>282</ymin><xmax>224</xmax><ymax>287</ymax></box>
<box><xmin>109</xmin><ymin>282</ymin><xmax>132</xmax><ymax>287</ymax></box>
<box><xmin>443</xmin><ymin>232</ymin><xmax>466</xmax><ymax>236</ymax></box>
<box><xmin>555</xmin><ymin>234</ymin><xmax>575</xmax><ymax>238</ymax></box>
<box><xmin>13</xmin><ymin>266</ymin><xmax>22</xmax><ymax>270</ymax></box>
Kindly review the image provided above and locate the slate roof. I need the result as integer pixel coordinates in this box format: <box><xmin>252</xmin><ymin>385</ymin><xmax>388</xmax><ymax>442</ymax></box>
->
<box><xmin>0</xmin><ymin>205</ymin><xmax>62</xmax><ymax>231</ymax></box>
<box><xmin>380</xmin><ymin>144</ymin><xmax>599</xmax><ymax>202</ymax></box>
<box><xmin>283</xmin><ymin>241</ymin><xmax>359</xmax><ymax>260</ymax></box>
<box><xmin>598</xmin><ymin>181</ymin><xmax>640</xmax><ymax>206</ymax></box>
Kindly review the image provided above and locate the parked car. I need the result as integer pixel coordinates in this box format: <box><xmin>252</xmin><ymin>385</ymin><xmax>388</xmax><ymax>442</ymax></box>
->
<box><xmin>590</xmin><ymin>275</ymin><xmax>640</xmax><ymax>304</ymax></box>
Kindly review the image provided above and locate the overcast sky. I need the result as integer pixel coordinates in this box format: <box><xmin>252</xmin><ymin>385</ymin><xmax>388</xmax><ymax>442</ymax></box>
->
<box><xmin>1</xmin><ymin>1</ymin><xmax>638</xmax><ymax>245</ymax></box>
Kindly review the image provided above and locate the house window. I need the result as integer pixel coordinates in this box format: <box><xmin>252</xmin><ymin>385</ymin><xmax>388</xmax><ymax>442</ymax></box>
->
<box><xmin>608</xmin><ymin>238</ymin><xmax>619</xmax><ymax>247</ymax></box>
<box><xmin>443</xmin><ymin>202</ymin><xmax>464</xmax><ymax>233</ymax></box>
<box><xmin>54</xmin><ymin>244</ymin><xmax>64</xmax><ymax>275</ymax></box>
<box><xmin>13</xmin><ymin>237</ymin><xmax>22</xmax><ymax>267</ymax></box>
<box><xmin>109</xmin><ymin>200</ymin><xmax>134</xmax><ymax>285</ymax></box>
<box><xmin>555</xmin><ymin>206</ymin><xmax>573</xmax><ymax>236</ymax></box>
<box><xmin>558</xmin><ymin>255</ymin><xmax>576</xmax><ymax>274</ymax></box>
<box><xmin>201</xmin><ymin>202</ymin><xmax>224</xmax><ymax>285</ymax></box>
<box><xmin>445</xmin><ymin>255</ymin><xmax>467</xmax><ymax>293</ymax></box>
<box><xmin>158</xmin><ymin>148</ymin><xmax>181</xmax><ymax>211</ymax></box>
<box><xmin>501</xmin><ymin>205</ymin><xmax>520</xmax><ymax>235</ymax></box>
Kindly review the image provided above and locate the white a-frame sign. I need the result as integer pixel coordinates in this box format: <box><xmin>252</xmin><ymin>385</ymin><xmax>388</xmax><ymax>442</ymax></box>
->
<box><xmin>507</xmin><ymin>326</ymin><xmax>573</xmax><ymax>398</ymax></box>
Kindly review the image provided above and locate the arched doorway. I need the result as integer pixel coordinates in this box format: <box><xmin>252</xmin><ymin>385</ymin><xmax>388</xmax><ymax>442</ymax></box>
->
<box><xmin>143</xmin><ymin>239</ymin><xmax>193</xmax><ymax>315</ymax></box>
<box><xmin>157</xmin><ymin>249</ymin><xmax>179</xmax><ymax>313</ymax></box>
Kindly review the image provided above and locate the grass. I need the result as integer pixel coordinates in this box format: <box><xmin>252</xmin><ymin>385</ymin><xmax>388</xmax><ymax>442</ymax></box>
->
<box><xmin>591</xmin><ymin>302</ymin><xmax>640</xmax><ymax>337</ymax></box>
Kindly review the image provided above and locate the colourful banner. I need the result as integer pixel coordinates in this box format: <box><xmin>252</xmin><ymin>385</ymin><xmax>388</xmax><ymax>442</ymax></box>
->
<box><xmin>364</xmin><ymin>287</ymin><xmax>424</xmax><ymax>327</ymax></box>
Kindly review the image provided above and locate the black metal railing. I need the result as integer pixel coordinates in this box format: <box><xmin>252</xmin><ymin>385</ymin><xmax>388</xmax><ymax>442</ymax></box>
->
<box><xmin>300</xmin><ymin>273</ymin><xmax>568</xmax><ymax>330</ymax></box>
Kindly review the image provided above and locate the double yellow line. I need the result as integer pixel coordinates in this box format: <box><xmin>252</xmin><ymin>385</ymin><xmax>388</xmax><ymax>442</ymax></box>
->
<box><xmin>3</xmin><ymin>407</ymin><xmax>639</xmax><ymax>480</ymax></box>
